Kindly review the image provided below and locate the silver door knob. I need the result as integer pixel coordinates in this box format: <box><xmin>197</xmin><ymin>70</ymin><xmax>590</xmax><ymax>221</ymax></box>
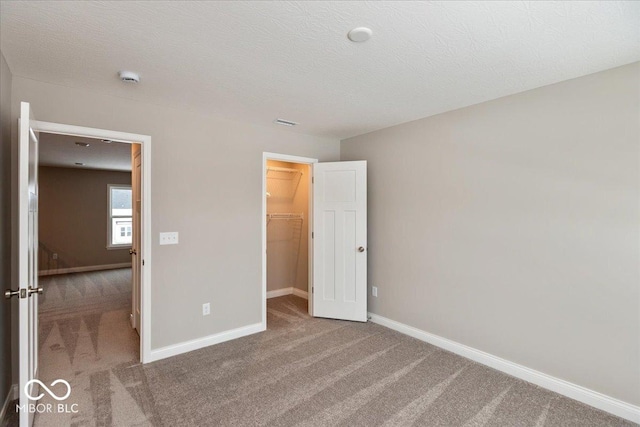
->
<box><xmin>129</xmin><ymin>249</ymin><xmax>137</xmax><ymax>255</ymax></box>
<box><xmin>358</xmin><ymin>246</ymin><xmax>365</xmax><ymax>252</ymax></box>
<box><xmin>4</xmin><ymin>289</ymin><xmax>20</xmax><ymax>299</ymax></box>
<box><xmin>28</xmin><ymin>287</ymin><xmax>43</xmax><ymax>296</ymax></box>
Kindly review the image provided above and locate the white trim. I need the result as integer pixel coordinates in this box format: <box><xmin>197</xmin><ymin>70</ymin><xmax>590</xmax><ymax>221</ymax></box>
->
<box><xmin>292</xmin><ymin>288</ymin><xmax>309</xmax><ymax>300</ymax></box>
<box><xmin>262</xmin><ymin>152</ymin><xmax>318</xmax><ymax>330</ymax></box>
<box><xmin>31</xmin><ymin>120</ymin><xmax>152</xmax><ymax>365</ymax></box>
<box><xmin>266</xmin><ymin>287</ymin><xmax>309</xmax><ymax>300</ymax></box>
<box><xmin>368</xmin><ymin>312</ymin><xmax>640</xmax><ymax>424</ymax></box>
<box><xmin>267</xmin><ymin>287</ymin><xmax>294</xmax><ymax>299</ymax></box>
<box><xmin>38</xmin><ymin>262</ymin><xmax>132</xmax><ymax>276</ymax></box>
<box><xmin>0</xmin><ymin>384</ymin><xmax>19</xmax><ymax>424</ymax></box>
<box><xmin>148</xmin><ymin>322</ymin><xmax>264</xmax><ymax>363</ymax></box>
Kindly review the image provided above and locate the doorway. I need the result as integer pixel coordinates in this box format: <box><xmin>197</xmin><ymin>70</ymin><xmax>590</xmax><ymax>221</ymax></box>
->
<box><xmin>36</xmin><ymin>133</ymin><xmax>139</xmax><ymax>381</ymax></box>
<box><xmin>30</xmin><ymin>118</ymin><xmax>152</xmax><ymax>363</ymax></box>
<box><xmin>262</xmin><ymin>153</ymin><xmax>316</xmax><ymax>327</ymax></box>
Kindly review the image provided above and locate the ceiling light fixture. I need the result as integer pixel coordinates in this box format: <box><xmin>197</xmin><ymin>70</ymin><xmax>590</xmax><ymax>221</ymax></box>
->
<box><xmin>348</xmin><ymin>27</ymin><xmax>372</xmax><ymax>42</ymax></box>
<box><xmin>75</xmin><ymin>142</ymin><xmax>90</xmax><ymax>147</ymax></box>
<box><xmin>274</xmin><ymin>118</ymin><xmax>298</xmax><ymax>127</ymax></box>
<box><xmin>118</xmin><ymin>70</ymin><xmax>140</xmax><ymax>83</ymax></box>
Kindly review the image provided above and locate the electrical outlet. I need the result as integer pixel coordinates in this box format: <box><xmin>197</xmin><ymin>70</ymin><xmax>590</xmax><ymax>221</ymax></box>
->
<box><xmin>202</xmin><ymin>303</ymin><xmax>210</xmax><ymax>316</ymax></box>
<box><xmin>52</xmin><ymin>253</ymin><xmax>58</xmax><ymax>260</ymax></box>
<box><xmin>372</xmin><ymin>286</ymin><xmax>378</xmax><ymax>297</ymax></box>
<box><xmin>159</xmin><ymin>232</ymin><xmax>179</xmax><ymax>245</ymax></box>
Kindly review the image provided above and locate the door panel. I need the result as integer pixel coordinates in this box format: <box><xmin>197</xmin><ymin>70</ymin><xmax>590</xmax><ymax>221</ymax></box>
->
<box><xmin>18</xmin><ymin>102</ymin><xmax>39</xmax><ymax>427</ymax></box>
<box><xmin>131</xmin><ymin>145</ymin><xmax>142</xmax><ymax>332</ymax></box>
<box><xmin>313</xmin><ymin>161</ymin><xmax>367</xmax><ymax>322</ymax></box>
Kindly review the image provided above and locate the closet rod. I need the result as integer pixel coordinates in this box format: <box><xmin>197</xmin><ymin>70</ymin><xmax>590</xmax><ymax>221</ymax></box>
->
<box><xmin>267</xmin><ymin>213</ymin><xmax>304</xmax><ymax>220</ymax></box>
<box><xmin>267</xmin><ymin>166</ymin><xmax>303</xmax><ymax>175</ymax></box>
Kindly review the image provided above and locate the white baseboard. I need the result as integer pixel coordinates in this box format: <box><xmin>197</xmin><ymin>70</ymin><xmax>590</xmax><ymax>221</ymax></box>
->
<box><xmin>292</xmin><ymin>288</ymin><xmax>308</xmax><ymax>300</ymax></box>
<box><xmin>267</xmin><ymin>287</ymin><xmax>309</xmax><ymax>300</ymax></box>
<box><xmin>148</xmin><ymin>322</ymin><xmax>265</xmax><ymax>363</ymax></box>
<box><xmin>267</xmin><ymin>287</ymin><xmax>294</xmax><ymax>299</ymax></box>
<box><xmin>38</xmin><ymin>262</ymin><xmax>132</xmax><ymax>276</ymax></box>
<box><xmin>0</xmin><ymin>384</ymin><xmax>18</xmax><ymax>423</ymax></box>
<box><xmin>368</xmin><ymin>313</ymin><xmax>639</xmax><ymax>424</ymax></box>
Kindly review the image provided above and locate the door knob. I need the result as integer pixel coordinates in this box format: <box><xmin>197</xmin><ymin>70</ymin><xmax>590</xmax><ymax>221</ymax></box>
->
<box><xmin>129</xmin><ymin>249</ymin><xmax>137</xmax><ymax>255</ymax></box>
<box><xmin>4</xmin><ymin>289</ymin><xmax>20</xmax><ymax>299</ymax></box>
<box><xmin>358</xmin><ymin>246</ymin><xmax>366</xmax><ymax>252</ymax></box>
<box><xmin>28</xmin><ymin>287</ymin><xmax>43</xmax><ymax>296</ymax></box>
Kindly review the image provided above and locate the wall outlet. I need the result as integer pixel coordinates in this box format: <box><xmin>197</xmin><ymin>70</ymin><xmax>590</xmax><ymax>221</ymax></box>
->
<box><xmin>52</xmin><ymin>253</ymin><xmax>58</xmax><ymax>260</ymax></box>
<box><xmin>159</xmin><ymin>232</ymin><xmax>179</xmax><ymax>245</ymax></box>
<box><xmin>372</xmin><ymin>286</ymin><xmax>378</xmax><ymax>297</ymax></box>
<box><xmin>202</xmin><ymin>303</ymin><xmax>210</xmax><ymax>316</ymax></box>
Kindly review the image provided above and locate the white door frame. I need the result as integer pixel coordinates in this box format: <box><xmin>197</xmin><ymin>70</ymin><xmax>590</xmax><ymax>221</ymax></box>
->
<box><xmin>262</xmin><ymin>152</ymin><xmax>317</xmax><ymax>327</ymax></box>
<box><xmin>31</xmin><ymin>120</ymin><xmax>152</xmax><ymax>363</ymax></box>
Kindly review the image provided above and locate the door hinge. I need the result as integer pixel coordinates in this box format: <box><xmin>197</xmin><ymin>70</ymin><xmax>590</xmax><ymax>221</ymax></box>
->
<box><xmin>142</xmin><ymin>260</ymin><xmax>145</xmax><ymax>266</ymax></box>
<box><xmin>312</xmin><ymin>287</ymin><xmax>314</xmax><ymax>294</ymax></box>
<box><xmin>312</xmin><ymin>177</ymin><xmax>314</xmax><ymax>184</ymax></box>
<box><xmin>312</xmin><ymin>232</ymin><xmax>314</xmax><ymax>238</ymax></box>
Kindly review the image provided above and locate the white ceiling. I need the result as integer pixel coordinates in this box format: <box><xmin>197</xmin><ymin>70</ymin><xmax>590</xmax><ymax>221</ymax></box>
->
<box><xmin>39</xmin><ymin>133</ymin><xmax>131</xmax><ymax>172</ymax></box>
<box><xmin>1</xmin><ymin>1</ymin><xmax>638</xmax><ymax>139</ymax></box>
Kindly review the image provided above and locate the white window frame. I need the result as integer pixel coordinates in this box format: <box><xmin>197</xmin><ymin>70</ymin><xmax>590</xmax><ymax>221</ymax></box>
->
<box><xmin>107</xmin><ymin>184</ymin><xmax>133</xmax><ymax>249</ymax></box>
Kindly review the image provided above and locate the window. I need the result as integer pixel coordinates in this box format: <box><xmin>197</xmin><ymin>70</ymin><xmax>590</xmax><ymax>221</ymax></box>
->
<box><xmin>108</xmin><ymin>184</ymin><xmax>132</xmax><ymax>248</ymax></box>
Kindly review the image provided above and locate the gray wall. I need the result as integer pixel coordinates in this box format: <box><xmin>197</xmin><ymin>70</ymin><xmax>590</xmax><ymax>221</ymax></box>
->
<box><xmin>38</xmin><ymin>166</ymin><xmax>132</xmax><ymax>272</ymax></box>
<box><xmin>11</xmin><ymin>76</ymin><xmax>340</xmax><ymax>350</ymax></box>
<box><xmin>341</xmin><ymin>62</ymin><xmax>640</xmax><ymax>406</ymax></box>
<box><xmin>0</xmin><ymin>51</ymin><xmax>13</xmax><ymax>409</ymax></box>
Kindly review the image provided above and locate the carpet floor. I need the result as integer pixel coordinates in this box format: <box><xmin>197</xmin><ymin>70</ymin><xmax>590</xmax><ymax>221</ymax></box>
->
<box><xmin>26</xmin><ymin>271</ymin><xmax>635</xmax><ymax>426</ymax></box>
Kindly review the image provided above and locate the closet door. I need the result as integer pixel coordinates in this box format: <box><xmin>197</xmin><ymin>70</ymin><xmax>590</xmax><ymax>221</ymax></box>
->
<box><xmin>313</xmin><ymin>161</ymin><xmax>367</xmax><ymax>322</ymax></box>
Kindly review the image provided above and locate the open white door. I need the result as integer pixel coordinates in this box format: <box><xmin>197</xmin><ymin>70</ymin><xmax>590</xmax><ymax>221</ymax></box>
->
<box><xmin>131</xmin><ymin>144</ymin><xmax>142</xmax><ymax>332</ymax></box>
<box><xmin>313</xmin><ymin>161</ymin><xmax>367</xmax><ymax>322</ymax></box>
<box><xmin>18</xmin><ymin>102</ymin><xmax>40</xmax><ymax>426</ymax></box>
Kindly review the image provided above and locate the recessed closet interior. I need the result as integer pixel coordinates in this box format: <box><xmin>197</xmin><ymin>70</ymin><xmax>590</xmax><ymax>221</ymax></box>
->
<box><xmin>266</xmin><ymin>160</ymin><xmax>310</xmax><ymax>307</ymax></box>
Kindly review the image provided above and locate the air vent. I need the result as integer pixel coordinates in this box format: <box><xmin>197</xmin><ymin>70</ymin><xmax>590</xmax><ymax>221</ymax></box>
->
<box><xmin>274</xmin><ymin>119</ymin><xmax>298</xmax><ymax>127</ymax></box>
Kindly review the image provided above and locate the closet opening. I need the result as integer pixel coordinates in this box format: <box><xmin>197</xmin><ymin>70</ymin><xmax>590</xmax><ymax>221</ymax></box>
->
<box><xmin>262</xmin><ymin>153</ymin><xmax>317</xmax><ymax>328</ymax></box>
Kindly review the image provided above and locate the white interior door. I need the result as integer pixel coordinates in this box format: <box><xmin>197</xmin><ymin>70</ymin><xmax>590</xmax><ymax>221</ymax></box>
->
<box><xmin>313</xmin><ymin>161</ymin><xmax>367</xmax><ymax>322</ymax></box>
<box><xmin>19</xmin><ymin>101</ymin><xmax>40</xmax><ymax>427</ymax></box>
<box><xmin>131</xmin><ymin>145</ymin><xmax>142</xmax><ymax>332</ymax></box>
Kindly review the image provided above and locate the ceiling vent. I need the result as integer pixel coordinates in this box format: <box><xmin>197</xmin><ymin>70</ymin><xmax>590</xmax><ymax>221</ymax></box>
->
<box><xmin>274</xmin><ymin>119</ymin><xmax>298</xmax><ymax>127</ymax></box>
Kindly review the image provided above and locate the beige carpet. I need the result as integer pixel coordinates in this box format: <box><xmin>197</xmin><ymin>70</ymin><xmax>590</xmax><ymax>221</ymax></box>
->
<box><xmin>28</xmin><ymin>272</ymin><xmax>635</xmax><ymax>426</ymax></box>
<box><xmin>34</xmin><ymin>269</ymin><xmax>142</xmax><ymax>427</ymax></box>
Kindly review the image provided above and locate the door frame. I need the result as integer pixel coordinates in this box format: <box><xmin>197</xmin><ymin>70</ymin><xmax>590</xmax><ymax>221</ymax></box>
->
<box><xmin>262</xmin><ymin>152</ymin><xmax>317</xmax><ymax>327</ymax></box>
<box><xmin>31</xmin><ymin>120</ymin><xmax>152</xmax><ymax>363</ymax></box>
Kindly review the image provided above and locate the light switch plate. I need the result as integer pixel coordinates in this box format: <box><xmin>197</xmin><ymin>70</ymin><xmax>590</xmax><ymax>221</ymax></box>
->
<box><xmin>159</xmin><ymin>232</ymin><xmax>179</xmax><ymax>245</ymax></box>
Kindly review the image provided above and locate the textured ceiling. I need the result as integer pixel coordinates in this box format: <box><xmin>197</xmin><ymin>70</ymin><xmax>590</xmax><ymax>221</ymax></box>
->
<box><xmin>1</xmin><ymin>1</ymin><xmax>639</xmax><ymax>139</ymax></box>
<box><xmin>39</xmin><ymin>134</ymin><xmax>131</xmax><ymax>172</ymax></box>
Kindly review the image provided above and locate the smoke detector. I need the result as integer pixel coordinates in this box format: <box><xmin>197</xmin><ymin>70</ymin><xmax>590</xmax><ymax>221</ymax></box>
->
<box><xmin>118</xmin><ymin>71</ymin><xmax>140</xmax><ymax>83</ymax></box>
<box><xmin>348</xmin><ymin>27</ymin><xmax>372</xmax><ymax>42</ymax></box>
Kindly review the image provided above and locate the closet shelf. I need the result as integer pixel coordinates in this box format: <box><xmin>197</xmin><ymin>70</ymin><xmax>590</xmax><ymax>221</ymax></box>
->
<box><xmin>267</xmin><ymin>166</ymin><xmax>303</xmax><ymax>175</ymax></box>
<box><xmin>267</xmin><ymin>213</ymin><xmax>304</xmax><ymax>220</ymax></box>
